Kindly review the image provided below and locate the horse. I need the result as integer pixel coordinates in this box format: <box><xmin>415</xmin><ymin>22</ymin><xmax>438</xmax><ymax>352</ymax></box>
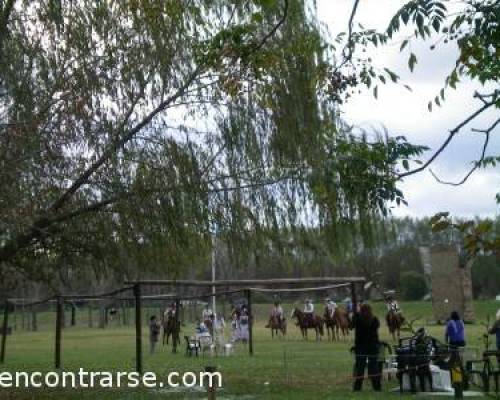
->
<box><xmin>323</xmin><ymin>307</ymin><xmax>337</xmax><ymax>341</ymax></box>
<box><xmin>162</xmin><ymin>313</ymin><xmax>180</xmax><ymax>347</ymax></box>
<box><xmin>334</xmin><ymin>307</ymin><xmax>350</xmax><ymax>340</ymax></box>
<box><xmin>269</xmin><ymin>315</ymin><xmax>287</xmax><ymax>338</ymax></box>
<box><xmin>324</xmin><ymin>307</ymin><xmax>350</xmax><ymax>341</ymax></box>
<box><xmin>386</xmin><ymin>311</ymin><xmax>404</xmax><ymax>341</ymax></box>
<box><xmin>291</xmin><ymin>308</ymin><xmax>323</xmax><ymax>341</ymax></box>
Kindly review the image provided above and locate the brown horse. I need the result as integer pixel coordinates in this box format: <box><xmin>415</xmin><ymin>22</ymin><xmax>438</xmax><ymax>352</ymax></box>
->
<box><xmin>334</xmin><ymin>308</ymin><xmax>350</xmax><ymax>340</ymax></box>
<box><xmin>324</xmin><ymin>307</ymin><xmax>350</xmax><ymax>341</ymax></box>
<box><xmin>162</xmin><ymin>313</ymin><xmax>180</xmax><ymax>347</ymax></box>
<box><xmin>386</xmin><ymin>311</ymin><xmax>404</xmax><ymax>341</ymax></box>
<box><xmin>323</xmin><ymin>307</ymin><xmax>337</xmax><ymax>341</ymax></box>
<box><xmin>291</xmin><ymin>308</ymin><xmax>323</xmax><ymax>341</ymax></box>
<box><xmin>269</xmin><ymin>315</ymin><xmax>287</xmax><ymax>338</ymax></box>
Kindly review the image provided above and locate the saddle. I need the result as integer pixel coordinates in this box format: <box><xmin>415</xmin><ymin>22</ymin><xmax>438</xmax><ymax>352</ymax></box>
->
<box><xmin>304</xmin><ymin>313</ymin><xmax>315</xmax><ymax>327</ymax></box>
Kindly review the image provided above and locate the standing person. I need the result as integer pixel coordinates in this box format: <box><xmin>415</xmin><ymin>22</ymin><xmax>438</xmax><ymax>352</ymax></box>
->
<box><xmin>445</xmin><ymin>311</ymin><xmax>466</xmax><ymax>348</ymax></box>
<box><xmin>149</xmin><ymin>315</ymin><xmax>161</xmax><ymax>354</ymax></box>
<box><xmin>351</xmin><ymin>303</ymin><xmax>382</xmax><ymax>391</ymax></box>
<box><xmin>239</xmin><ymin>305</ymin><xmax>250</xmax><ymax>343</ymax></box>
<box><xmin>488</xmin><ymin>309</ymin><xmax>500</xmax><ymax>362</ymax></box>
<box><xmin>214</xmin><ymin>313</ymin><xmax>226</xmax><ymax>344</ymax></box>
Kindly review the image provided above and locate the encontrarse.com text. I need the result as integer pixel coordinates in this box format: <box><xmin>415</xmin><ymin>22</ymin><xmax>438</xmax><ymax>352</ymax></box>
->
<box><xmin>0</xmin><ymin>369</ymin><xmax>222</xmax><ymax>389</ymax></box>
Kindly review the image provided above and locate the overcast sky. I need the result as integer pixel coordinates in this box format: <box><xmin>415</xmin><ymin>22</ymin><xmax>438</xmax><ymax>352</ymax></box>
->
<box><xmin>316</xmin><ymin>0</ymin><xmax>500</xmax><ymax>219</ymax></box>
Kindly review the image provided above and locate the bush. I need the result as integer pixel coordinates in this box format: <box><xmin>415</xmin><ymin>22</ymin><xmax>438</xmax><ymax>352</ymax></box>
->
<box><xmin>400</xmin><ymin>271</ymin><xmax>428</xmax><ymax>300</ymax></box>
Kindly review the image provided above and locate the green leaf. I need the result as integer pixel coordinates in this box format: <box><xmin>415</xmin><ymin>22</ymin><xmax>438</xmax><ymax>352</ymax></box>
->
<box><xmin>400</xmin><ymin>39</ymin><xmax>409</xmax><ymax>51</ymax></box>
<box><xmin>408</xmin><ymin>53</ymin><xmax>417</xmax><ymax>72</ymax></box>
<box><xmin>432</xmin><ymin>18</ymin><xmax>440</xmax><ymax>32</ymax></box>
<box><xmin>401</xmin><ymin>10</ymin><xmax>409</xmax><ymax>25</ymax></box>
<box><xmin>432</xmin><ymin>220</ymin><xmax>450</xmax><ymax>232</ymax></box>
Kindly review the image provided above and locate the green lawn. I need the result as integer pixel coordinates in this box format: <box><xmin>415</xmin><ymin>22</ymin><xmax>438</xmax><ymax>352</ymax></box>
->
<box><xmin>1</xmin><ymin>301</ymin><xmax>499</xmax><ymax>399</ymax></box>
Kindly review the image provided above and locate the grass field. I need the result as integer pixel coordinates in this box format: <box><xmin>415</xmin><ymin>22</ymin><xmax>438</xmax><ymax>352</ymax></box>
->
<box><xmin>1</xmin><ymin>301</ymin><xmax>499</xmax><ymax>399</ymax></box>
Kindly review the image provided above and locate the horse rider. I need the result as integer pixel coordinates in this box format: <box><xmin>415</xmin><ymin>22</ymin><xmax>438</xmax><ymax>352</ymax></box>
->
<box><xmin>304</xmin><ymin>299</ymin><xmax>314</xmax><ymax>324</ymax></box>
<box><xmin>386</xmin><ymin>295</ymin><xmax>401</xmax><ymax>316</ymax></box>
<box><xmin>266</xmin><ymin>300</ymin><xmax>284</xmax><ymax>328</ymax></box>
<box><xmin>164</xmin><ymin>302</ymin><xmax>176</xmax><ymax>320</ymax></box>
<box><xmin>325</xmin><ymin>298</ymin><xmax>337</xmax><ymax>319</ymax></box>
<box><xmin>202</xmin><ymin>303</ymin><xmax>213</xmax><ymax>322</ymax></box>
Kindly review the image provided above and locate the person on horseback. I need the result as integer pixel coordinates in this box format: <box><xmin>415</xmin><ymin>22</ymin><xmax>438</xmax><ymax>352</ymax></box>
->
<box><xmin>325</xmin><ymin>298</ymin><xmax>337</xmax><ymax>319</ymax></box>
<box><xmin>266</xmin><ymin>301</ymin><xmax>284</xmax><ymax>328</ymax></box>
<box><xmin>304</xmin><ymin>299</ymin><xmax>314</xmax><ymax>325</ymax></box>
<box><xmin>163</xmin><ymin>302</ymin><xmax>176</xmax><ymax>320</ymax></box>
<box><xmin>386</xmin><ymin>295</ymin><xmax>401</xmax><ymax>315</ymax></box>
<box><xmin>202</xmin><ymin>303</ymin><xmax>213</xmax><ymax>322</ymax></box>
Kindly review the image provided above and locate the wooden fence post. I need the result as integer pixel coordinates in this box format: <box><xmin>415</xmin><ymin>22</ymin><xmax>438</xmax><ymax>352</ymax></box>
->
<box><xmin>172</xmin><ymin>298</ymin><xmax>180</xmax><ymax>354</ymax></box>
<box><xmin>134</xmin><ymin>284</ymin><xmax>143</xmax><ymax>374</ymax></box>
<box><xmin>55</xmin><ymin>296</ymin><xmax>63</xmax><ymax>369</ymax></box>
<box><xmin>31</xmin><ymin>305</ymin><xmax>37</xmax><ymax>332</ymax></box>
<box><xmin>88</xmin><ymin>303</ymin><xmax>93</xmax><ymax>328</ymax></box>
<box><xmin>247</xmin><ymin>289</ymin><xmax>253</xmax><ymax>356</ymax></box>
<box><xmin>1</xmin><ymin>301</ymin><xmax>10</xmax><ymax>363</ymax></box>
<box><xmin>350</xmin><ymin>282</ymin><xmax>358</xmax><ymax>313</ymax></box>
<box><xmin>71</xmin><ymin>303</ymin><xmax>76</xmax><ymax>326</ymax></box>
<box><xmin>121</xmin><ymin>299</ymin><xmax>127</xmax><ymax>326</ymax></box>
<box><xmin>98</xmin><ymin>302</ymin><xmax>105</xmax><ymax>329</ymax></box>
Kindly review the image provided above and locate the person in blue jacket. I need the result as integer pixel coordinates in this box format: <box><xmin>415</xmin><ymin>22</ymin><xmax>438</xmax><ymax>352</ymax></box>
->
<box><xmin>488</xmin><ymin>309</ymin><xmax>500</xmax><ymax>362</ymax></box>
<box><xmin>445</xmin><ymin>311</ymin><xmax>466</xmax><ymax>348</ymax></box>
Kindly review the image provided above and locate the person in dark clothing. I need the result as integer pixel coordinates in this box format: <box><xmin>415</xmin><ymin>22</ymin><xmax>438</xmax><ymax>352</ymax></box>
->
<box><xmin>351</xmin><ymin>303</ymin><xmax>382</xmax><ymax>391</ymax></box>
<box><xmin>445</xmin><ymin>311</ymin><xmax>466</xmax><ymax>348</ymax></box>
<box><xmin>488</xmin><ymin>309</ymin><xmax>500</xmax><ymax>363</ymax></box>
<box><xmin>149</xmin><ymin>315</ymin><xmax>161</xmax><ymax>354</ymax></box>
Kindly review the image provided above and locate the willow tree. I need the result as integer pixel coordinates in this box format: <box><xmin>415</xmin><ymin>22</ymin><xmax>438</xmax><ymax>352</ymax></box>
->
<box><xmin>0</xmin><ymin>0</ymin><xmax>424</xmax><ymax>287</ymax></box>
<box><xmin>202</xmin><ymin>2</ymin><xmax>426</xmax><ymax>274</ymax></box>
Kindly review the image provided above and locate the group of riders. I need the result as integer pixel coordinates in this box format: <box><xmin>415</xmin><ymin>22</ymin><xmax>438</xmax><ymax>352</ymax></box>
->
<box><xmin>150</xmin><ymin>295</ymin><xmax>405</xmax><ymax>353</ymax></box>
<box><xmin>159</xmin><ymin>301</ymin><xmax>252</xmax><ymax>345</ymax></box>
<box><xmin>263</xmin><ymin>295</ymin><xmax>404</xmax><ymax>340</ymax></box>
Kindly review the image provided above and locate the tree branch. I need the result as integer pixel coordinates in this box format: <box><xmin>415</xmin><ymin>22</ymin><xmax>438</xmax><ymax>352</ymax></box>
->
<box><xmin>429</xmin><ymin>117</ymin><xmax>500</xmax><ymax>186</ymax></box>
<box><xmin>253</xmin><ymin>0</ymin><xmax>289</xmax><ymax>53</ymax></box>
<box><xmin>398</xmin><ymin>97</ymin><xmax>498</xmax><ymax>179</ymax></box>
